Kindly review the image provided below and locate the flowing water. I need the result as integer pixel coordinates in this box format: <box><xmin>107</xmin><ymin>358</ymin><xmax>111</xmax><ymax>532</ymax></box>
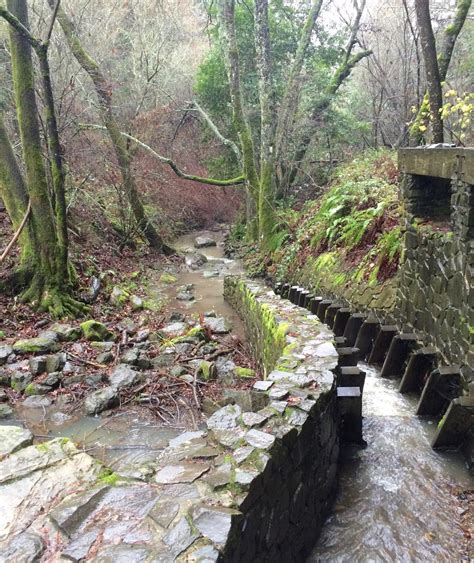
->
<box><xmin>309</xmin><ymin>363</ymin><xmax>472</xmax><ymax>562</ymax></box>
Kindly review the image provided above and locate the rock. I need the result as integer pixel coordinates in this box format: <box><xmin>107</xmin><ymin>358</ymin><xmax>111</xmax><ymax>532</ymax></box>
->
<box><xmin>28</xmin><ymin>356</ymin><xmax>46</xmax><ymax>376</ymax></box>
<box><xmin>215</xmin><ymin>358</ymin><xmax>236</xmax><ymax>383</ymax></box>
<box><xmin>11</xmin><ymin>372</ymin><xmax>33</xmax><ymax>392</ymax></box>
<box><xmin>234</xmin><ymin>366</ymin><xmax>256</xmax><ymax>378</ymax></box>
<box><xmin>0</xmin><ymin>369</ymin><xmax>11</xmax><ymax>386</ymax></box>
<box><xmin>241</xmin><ymin>411</ymin><xmax>267</xmax><ymax>427</ymax></box>
<box><xmin>170</xmin><ymin>366</ymin><xmax>188</xmax><ymax>377</ymax></box>
<box><xmin>50</xmin><ymin>323</ymin><xmax>81</xmax><ymax>342</ymax></box>
<box><xmin>135</xmin><ymin>329</ymin><xmax>150</xmax><ymax>343</ymax></box>
<box><xmin>203</xmin><ymin>271</ymin><xmax>220</xmax><ymax>279</ymax></box>
<box><xmin>96</xmin><ymin>352</ymin><xmax>114</xmax><ymax>364</ymax></box>
<box><xmin>84</xmin><ymin>387</ymin><xmax>118</xmax><ymax>415</ymax></box>
<box><xmin>199</xmin><ymin>360</ymin><xmax>216</xmax><ymax>381</ymax></box>
<box><xmin>0</xmin><ymin>389</ymin><xmax>8</xmax><ymax>402</ymax></box>
<box><xmin>120</xmin><ymin>348</ymin><xmax>140</xmax><ymax>365</ymax></box>
<box><xmin>223</xmin><ymin>389</ymin><xmax>268</xmax><ymax>412</ymax></box>
<box><xmin>245</xmin><ymin>429</ymin><xmax>275</xmax><ymax>450</ymax></box>
<box><xmin>0</xmin><ymin>345</ymin><xmax>13</xmax><ymax>366</ymax></box>
<box><xmin>201</xmin><ymin>343</ymin><xmax>218</xmax><ymax>355</ymax></box>
<box><xmin>149</xmin><ymin>499</ymin><xmax>180</xmax><ymax>528</ymax></box>
<box><xmin>24</xmin><ymin>383</ymin><xmax>51</xmax><ymax>396</ymax></box>
<box><xmin>176</xmin><ymin>291</ymin><xmax>195</xmax><ymax>301</ymax></box>
<box><xmin>0</xmin><ymin>404</ymin><xmax>13</xmax><ymax>418</ymax></box>
<box><xmin>13</xmin><ymin>334</ymin><xmax>58</xmax><ymax>354</ymax></box>
<box><xmin>117</xmin><ymin>318</ymin><xmax>137</xmax><ymax>334</ymax></box>
<box><xmin>152</xmin><ymin>354</ymin><xmax>175</xmax><ymax>368</ymax></box>
<box><xmin>188</xmin><ymin>544</ymin><xmax>220</xmax><ymax>562</ymax></box>
<box><xmin>155</xmin><ymin>463</ymin><xmax>210</xmax><ymax>484</ymax></box>
<box><xmin>174</xmin><ymin>342</ymin><xmax>194</xmax><ymax>355</ymax></box>
<box><xmin>80</xmin><ymin>320</ymin><xmax>114</xmax><ymax>342</ymax></box>
<box><xmin>130</xmin><ymin>295</ymin><xmax>144</xmax><ymax>311</ymax></box>
<box><xmin>194</xmin><ymin>236</ymin><xmax>217</xmax><ymax>249</ymax></box>
<box><xmin>170</xmin><ymin>311</ymin><xmax>185</xmax><ymax>322</ymax></box>
<box><xmin>0</xmin><ymin>425</ymin><xmax>33</xmax><ymax>456</ymax></box>
<box><xmin>0</xmin><ymin>532</ymin><xmax>44</xmax><ymax>562</ymax></box>
<box><xmin>203</xmin><ymin>317</ymin><xmax>231</xmax><ymax>334</ymax></box>
<box><xmin>45</xmin><ymin>353</ymin><xmax>66</xmax><ymax>374</ymax></box>
<box><xmin>109</xmin><ymin>365</ymin><xmax>142</xmax><ymax>390</ymax></box>
<box><xmin>185</xmin><ymin>252</ymin><xmax>208</xmax><ymax>269</ymax></box>
<box><xmin>22</xmin><ymin>395</ymin><xmax>52</xmax><ymax>408</ymax></box>
<box><xmin>110</xmin><ymin>285</ymin><xmax>128</xmax><ymax>306</ymax></box>
<box><xmin>192</xmin><ymin>504</ymin><xmax>239</xmax><ymax>545</ymax></box>
<box><xmin>160</xmin><ymin>272</ymin><xmax>178</xmax><ymax>284</ymax></box>
<box><xmin>90</xmin><ymin>341</ymin><xmax>115</xmax><ymax>352</ymax></box>
<box><xmin>161</xmin><ymin>322</ymin><xmax>187</xmax><ymax>338</ymax></box>
<box><xmin>253</xmin><ymin>380</ymin><xmax>274</xmax><ymax>392</ymax></box>
<box><xmin>206</xmin><ymin>404</ymin><xmax>241</xmax><ymax>431</ymax></box>
<box><xmin>163</xmin><ymin>516</ymin><xmax>199</xmax><ymax>558</ymax></box>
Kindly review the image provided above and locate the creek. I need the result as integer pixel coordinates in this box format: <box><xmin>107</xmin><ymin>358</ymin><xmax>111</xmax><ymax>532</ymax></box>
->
<box><xmin>309</xmin><ymin>363</ymin><xmax>472</xmax><ymax>562</ymax></box>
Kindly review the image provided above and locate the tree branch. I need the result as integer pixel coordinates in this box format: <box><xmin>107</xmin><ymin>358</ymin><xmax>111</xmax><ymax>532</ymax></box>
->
<box><xmin>79</xmin><ymin>124</ymin><xmax>246</xmax><ymax>187</ymax></box>
<box><xmin>191</xmin><ymin>99</ymin><xmax>242</xmax><ymax>166</ymax></box>
<box><xmin>44</xmin><ymin>0</ymin><xmax>60</xmax><ymax>43</ymax></box>
<box><xmin>0</xmin><ymin>6</ymin><xmax>41</xmax><ymax>50</ymax></box>
<box><xmin>0</xmin><ymin>199</ymin><xmax>31</xmax><ymax>264</ymax></box>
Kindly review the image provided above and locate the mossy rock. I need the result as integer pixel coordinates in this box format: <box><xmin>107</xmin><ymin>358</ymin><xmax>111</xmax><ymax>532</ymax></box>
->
<box><xmin>13</xmin><ymin>335</ymin><xmax>58</xmax><ymax>354</ymax></box>
<box><xmin>110</xmin><ymin>286</ymin><xmax>129</xmax><ymax>306</ymax></box>
<box><xmin>144</xmin><ymin>298</ymin><xmax>164</xmax><ymax>312</ymax></box>
<box><xmin>159</xmin><ymin>272</ymin><xmax>178</xmax><ymax>284</ymax></box>
<box><xmin>50</xmin><ymin>323</ymin><xmax>81</xmax><ymax>342</ymax></box>
<box><xmin>80</xmin><ymin>320</ymin><xmax>115</xmax><ymax>342</ymax></box>
<box><xmin>129</xmin><ymin>295</ymin><xmax>144</xmax><ymax>311</ymax></box>
<box><xmin>199</xmin><ymin>360</ymin><xmax>216</xmax><ymax>381</ymax></box>
<box><xmin>234</xmin><ymin>367</ymin><xmax>256</xmax><ymax>379</ymax></box>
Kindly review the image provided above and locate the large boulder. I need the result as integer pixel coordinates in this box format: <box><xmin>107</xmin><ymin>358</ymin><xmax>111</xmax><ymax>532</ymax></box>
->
<box><xmin>84</xmin><ymin>387</ymin><xmax>118</xmax><ymax>415</ymax></box>
<box><xmin>80</xmin><ymin>321</ymin><xmax>115</xmax><ymax>342</ymax></box>
<box><xmin>194</xmin><ymin>236</ymin><xmax>217</xmax><ymax>249</ymax></box>
<box><xmin>185</xmin><ymin>252</ymin><xmax>208</xmax><ymax>270</ymax></box>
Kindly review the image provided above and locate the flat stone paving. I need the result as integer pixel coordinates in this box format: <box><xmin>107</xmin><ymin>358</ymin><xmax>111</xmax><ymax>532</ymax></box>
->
<box><xmin>0</xmin><ymin>278</ymin><xmax>338</xmax><ymax>561</ymax></box>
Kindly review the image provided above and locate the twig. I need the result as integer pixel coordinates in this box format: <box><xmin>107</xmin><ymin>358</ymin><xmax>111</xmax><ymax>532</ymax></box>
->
<box><xmin>0</xmin><ymin>200</ymin><xmax>31</xmax><ymax>264</ymax></box>
<box><xmin>66</xmin><ymin>351</ymin><xmax>107</xmax><ymax>369</ymax></box>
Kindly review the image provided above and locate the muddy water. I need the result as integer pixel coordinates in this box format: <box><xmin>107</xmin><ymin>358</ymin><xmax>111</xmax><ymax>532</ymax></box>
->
<box><xmin>309</xmin><ymin>363</ymin><xmax>472</xmax><ymax>562</ymax></box>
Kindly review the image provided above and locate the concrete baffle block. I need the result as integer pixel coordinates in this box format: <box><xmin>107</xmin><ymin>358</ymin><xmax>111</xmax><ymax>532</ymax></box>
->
<box><xmin>343</xmin><ymin>313</ymin><xmax>367</xmax><ymax>347</ymax></box>
<box><xmin>317</xmin><ymin>300</ymin><xmax>333</xmax><ymax>322</ymax></box>
<box><xmin>337</xmin><ymin>386</ymin><xmax>363</xmax><ymax>444</ymax></box>
<box><xmin>368</xmin><ymin>325</ymin><xmax>398</xmax><ymax>366</ymax></box>
<box><xmin>288</xmin><ymin>286</ymin><xmax>299</xmax><ymax>304</ymax></box>
<box><xmin>281</xmin><ymin>283</ymin><xmax>290</xmax><ymax>299</ymax></box>
<box><xmin>337</xmin><ymin>347</ymin><xmax>360</xmax><ymax>367</ymax></box>
<box><xmin>298</xmin><ymin>290</ymin><xmax>310</xmax><ymax>308</ymax></box>
<box><xmin>416</xmin><ymin>365</ymin><xmax>462</xmax><ymax>416</ymax></box>
<box><xmin>337</xmin><ymin>366</ymin><xmax>366</xmax><ymax>392</ymax></box>
<box><xmin>333</xmin><ymin>308</ymin><xmax>352</xmax><ymax>337</ymax></box>
<box><xmin>380</xmin><ymin>333</ymin><xmax>418</xmax><ymax>378</ymax></box>
<box><xmin>354</xmin><ymin>318</ymin><xmax>381</xmax><ymax>360</ymax></box>
<box><xmin>325</xmin><ymin>304</ymin><xmax>343</xmax><ymax>329</ymax></box>
<box><xmin>334</xmin><ymin>336</ymin><xmax>347</xmax><ymax>349</ymax></box>
<box><xmin>274</xmin><ymin>282</ymin><xmax>283</xmax><ymax>295</ymax></box>
<box><xmin>399</xmin><ymin>346</ymin><xmax>438</xmax><ymax>394</ymax></box>
<box><xmin>303</xmin><ymin>293</ymin><xmax>314</xmax><ymax>309</ymax></box>
<box><xmin>431</xmin><ymin>396</ymin><xmax>474</xmax><ymax>450</ymax></box>
<box><xmin>310</xmin><ymin>297</ymin><xmax>323</xmax><ymax>315</ymax></box>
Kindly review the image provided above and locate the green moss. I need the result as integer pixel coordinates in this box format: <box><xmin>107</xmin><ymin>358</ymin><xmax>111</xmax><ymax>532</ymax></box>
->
<box><xmin>234</xmin><ymin>366</ymin><xmax>255</xmax><ymax>378</ymax></box>
<box><xmin>80</xmin><ymin>320</ymin><xmax>114</xmax><ymax>342</ymax></box>
<box><xmin>159</xmin><ymin>272</ymin><xmax>177</xmax><ymax>284</ymax></box>
<box><xmin>98</xmin><ymin>468</ymin><xmax>120</xmax><ymax>486</ymax></box>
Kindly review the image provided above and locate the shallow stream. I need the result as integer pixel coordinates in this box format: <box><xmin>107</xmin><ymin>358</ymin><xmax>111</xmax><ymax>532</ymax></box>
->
<box><xmin>309</xmin><ymin>363</ymin><xmax>472</xmax><ymax>562</ymax></box>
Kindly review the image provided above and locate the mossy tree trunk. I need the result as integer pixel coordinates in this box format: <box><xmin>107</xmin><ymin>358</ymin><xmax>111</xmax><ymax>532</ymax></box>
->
<box><xmin>4</xmin><ymin>0</ymin><xmax>84</xmax><ymax>315</ymax></box>
<box><xmin>48</xmin><ymin>0</ymin><xmax>167</xmax><ymax>251</ymax></box>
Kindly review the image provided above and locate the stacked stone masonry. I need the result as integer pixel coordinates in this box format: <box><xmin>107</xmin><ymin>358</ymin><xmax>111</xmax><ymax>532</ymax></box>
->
<box><xmin>0</xmin><ymin>278</ymin><xmax>340</xmax><ymax>562</ymax></box>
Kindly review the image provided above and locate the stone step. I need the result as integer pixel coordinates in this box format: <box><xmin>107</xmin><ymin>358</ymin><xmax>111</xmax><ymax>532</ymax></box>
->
<box><xmin>354</xmin><ymin>318</ymin><xmax>381</xmax><ymax>360</ymax></box>
<box><xmin>368</xmin><ymin>325</ymin><xmax>398</xmax><ymax>365</ymax></box>
<box><xmin>380</xmin><ymin>333</ymin><xmax>418</xmax><ymax>378</ymax></box>
<box><xmin>333</xmin><ymin>308</ymin><xmax>352</xmax><ymax>337</ymax></box>
<box><xmin>337</xmin><ymin>366</ymin><xmax>366</xmax><ymax>392</ymax></box>
<box><xmin>337</xmin><ymin>347</ymin><xmax>360</xmax><ymax>367</ymax></box>
<box><xmin>343</xmin><ymin>313</ymin><xmax>367</xmax><ymax>347</ymax></box>
<box><xmin>431</xmin><ymin>396</ymin><xmax>474</xmax><ymax>450</ymax></box>
<box><xmin>337</xmin><ymin>386</ymin><xmax>363</xmax><ymax>444</ymax></box>
<box><xmin>325</xmin><ymin>304</ymin><xmax>343</xmax><ymax>329</ymax></box>
<box><xmin>399</xmin><ymin>347</ymin><xmax>439</xmax><ymax>394</ymax></box>
<box><xmin>416</xmin><ymin>365</ymin><xmax>462</xmax><ymax>416</ymax></box>
<box><xmin>317</xmin><ymin>300</ymin><xmax>333</xmax><ymax>322</ymax></box>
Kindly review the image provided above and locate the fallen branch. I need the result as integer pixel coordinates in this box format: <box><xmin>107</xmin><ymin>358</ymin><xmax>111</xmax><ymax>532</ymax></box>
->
<box><xmin>79</xmin><ymin>124</ymin><xmax>246</xmax><ymax>187</ymax></box>
<box><xmin>0</xmin><ymin>200</ymin><xmax>31</xmax><ymax>264</ymax></box>
<box><xmin>66</xmin><ymin>351</ymin><xmax>107</xmax><ymax>369</ymax></box>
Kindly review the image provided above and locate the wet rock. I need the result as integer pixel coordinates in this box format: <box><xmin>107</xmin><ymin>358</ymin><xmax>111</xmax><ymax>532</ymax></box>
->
<box><xmin>110</xmin><ymin>285</ymin><xmax>128</xmax><ymax>306</ymax></box>
<box><xmin>110</xmin><ymin>364</ymin><xmax>142</xmax><ymax>390</ymax></box>
<box><xmin>80</xmin><ymin>320</ymin><xmax>115</xmax><ymax>342</ymax></box>
<box><xmin>22</xmin><ymin>395</ymin><xmax>52</xmax><ymax>408</ymax></box>
<box><xmin>155</xmin><ymin>463</ymin><xmax>210</xmax><ymax>484</ymax></box>
<box><xmin>50</xmin><ymin>323</ymin><xmax>81</xmax><ymax>342</ymax></box>
<box><xmin>185</xmin><ymin>252</ymin><xmax>208</xmax><ymax>269</ymax></box>
<box><xmin>45</xmin><ymin>353</ymin><xmax>66</xmax><ymax>373</ymax></box>
<box><xmin>50</xmin><ymin>486</ymin><xmax>109</xmax><ymax>535</ymax></box>
<box><xmin>149</xmin><ymin>499</ymin><xmax>180</xmax><ymax>528</ymax></box>
<box><xmin>206</xmin><ymin>404</ymin><xmax>241</xmax><ymax>430</ymax></box>
<box><xmin>61</xmin><ymin>530</ymin><xmax>100</xmax><ymax>561</ymax></box>
<box><xmin>163</xmin><ymin>516</ymin><xmax>199</xmax><ymax>558</ymax></box>
<box><xmin>11</xmin><ymin>372</ymin><xmax>33</xmax><ymax>392</ymax></box>
<box><xmin>0</xmin><ymin>532</ymin><xmax>44</xmax><ymax>562</ymax></box>
<box><xmin>161</xmin><ymin>322</ymin><xmax>187</xmax><ymax>337</ymax></box>
<box><xmin>28</xmin><ymin>356</ymin><xmax>46</xmax><ymax>375</ymax></box>
<box><xmin>13</xmin><ymin>334</ymin><xmax>58</xmax><ymax>354</ymax></box>
<box><xmin>0</xmin><ymin>345</ymin><xmax>13</xmax><ymax>366</ymax></box>
<box><xmin>130</xmin><ymin>295</ymin><xmax>144</xmax><ymax>311</ymax></box>
<box><xmin>245</xmin><ymin>429</ymin><xmax>275</xmax><ymax>450</ymax></box>
<box><xmin>203</xmin><ymin>271</ymin><xmax>220</xmax><ymax>279</ymax></box>
<box><xmin>192</xmin><ymin>504</ymin><xmax>240</xmax><ymax>545</ymax></box>
<box><xmin>0</xmin><ymin>404</ymin><xmax>13</xmax><ymax>418</ymax></box>
<box><xmin>203</xmin><ymin>317</ymin><xmax>231</xmax><ymax>334</ymax></box>
<box><xmin>84</xmin><ymin>387</ymin><xmax>118</xmax><ymax>415</ymax></box>
<box><xmin>0</xmin><ymin>425</ymin><xmax>33</xmax><ymax>456</ymax></box>
<box><xmin>194</xmin><ymin>236</ymin><xmax>216</xmax><ymax>249</ymax></box>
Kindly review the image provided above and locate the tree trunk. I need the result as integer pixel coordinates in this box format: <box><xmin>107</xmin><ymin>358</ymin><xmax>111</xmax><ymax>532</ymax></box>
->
<box><xmin>415</xmin><ymin>0</ymin><xmax>444</xmax><ymax>143</ymax></box>
<box><xmin>48</xmin><ymin>0</ymin><xmax>167</xmax><ymax>251</ymax></box>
